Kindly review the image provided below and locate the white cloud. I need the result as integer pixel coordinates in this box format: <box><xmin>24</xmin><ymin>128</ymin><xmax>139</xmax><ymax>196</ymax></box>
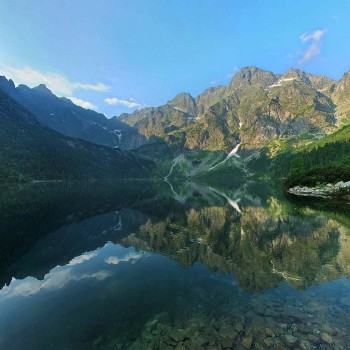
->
<box><xmin>68</xmin><ymin>97</ymin><xmax>97</xmax><ymax>110</ymax></box>
<box><xmin>74</xmin><ymin>82</ymin><xmax>109</xmax><ymax>92</ymax></box>
<box><xmin>68</xmin><ymin>252</ymin><xmax>98</xmax><ymax>265</ymax></box>
<box><xmin>104</xmin><ymin>97</ymin><xmax>144</xmax><ymax>108</ymax></box>
<box><xmin>104</xmin><ymin>252</ymin><xmax>143</xmax><ymax>265</ymax></box>
<box><xmin>298</xmin><ymin>29</ymin><xmax>326</xmax><ymax>65</ymax></box>
<box><xmin>0</xmin><ymin>64</ymin><xmax>110</xmax><ymax>96</ymax></box>
<box><xmin>1</xmin><ymin>268</ymin><xmax>112</xmax><ymax>298</ymax></box>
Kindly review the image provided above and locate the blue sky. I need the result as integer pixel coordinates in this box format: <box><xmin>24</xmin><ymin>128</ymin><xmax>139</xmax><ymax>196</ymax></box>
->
<box><xmin>0</xmin><ymin>0</ymin><xmax>349</xmax><ymax>117</ymax></box>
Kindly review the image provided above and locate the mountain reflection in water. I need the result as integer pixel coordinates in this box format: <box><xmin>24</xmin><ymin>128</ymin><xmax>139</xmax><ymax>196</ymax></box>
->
<box><xmin>0</xmin><ymin>180</ymin><xmax>350</xmax><ymax>349</ymax></box>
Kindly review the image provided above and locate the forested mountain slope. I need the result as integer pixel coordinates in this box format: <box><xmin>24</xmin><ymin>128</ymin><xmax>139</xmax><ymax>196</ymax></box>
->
<box><xmin>0</xmin><ymin>88</ymin><xmax>154</xmax><ymax>182</ymax></box>
<box><xmin>268</xmin><ymin>125</ymin><xmax>350</xmax><ymax>187</ymax></box>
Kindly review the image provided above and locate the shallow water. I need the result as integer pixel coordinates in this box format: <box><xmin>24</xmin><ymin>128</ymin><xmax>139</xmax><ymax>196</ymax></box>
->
<box><xmin>0</xmin><ymin>180</ymin><xmax>350</xmax><ymax>349</ymax></box>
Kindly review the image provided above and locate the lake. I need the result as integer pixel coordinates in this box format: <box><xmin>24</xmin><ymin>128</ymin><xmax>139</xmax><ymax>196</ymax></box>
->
<box><xmin>1</xmin><ymin>180</ymin><xmax>350</xmax><ymax>349</ymax></box>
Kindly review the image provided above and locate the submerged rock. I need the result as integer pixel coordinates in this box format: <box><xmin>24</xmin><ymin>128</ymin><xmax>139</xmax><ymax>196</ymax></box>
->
<box><xmin>170</xmin><ymin>329</ymin><xmax>186</xmax><ymax>342</ymax></box>
<box><xmin>242</xmin><ymin>336</ymin><xmax>253</xmax><ymax>349</ymax></box>
<box><xmin>221</xmin><ymin>336</ymin><xmax>234</xmax><ymax>348</ymax></box>
<box><xmin>219</xmin><ymin>324</ymin><xmax>238</xmax><ymax>338</ymax></box>
<box><xmin>264</xmin><ymin>307</ymin><xmax>279</xmax><ymax>317</ymax></box>
<box><xmin>263</xmin><ymin>337</ymin><xmax>275</xmax><ymax>347</ymax></box>
<box><xmin>265</xmin><ymin>327</ymin><xmax>275</xmax><ymax>337</ymax></box>
<box><xmin>299</xmin><ymin>339</ymin><xmax>312</xmax><ymax>350</ymax></box>
<box><xmin>307</xmin><ymin>334</ymin><xmax>321</xmax><ymax>344</ymax></box>
<box><xmin>320</xmin><ymin>332</ymin><xmax>334</xmax><ymax>344</ymax></box>
<box><xmin>283</xmin><ymin>334</ymin><xmax>298</xmax><ymax>347</ymax></box>
<box><xmin>234</xmin><ymin>321</ymin><xmax>244</xmax><ymax>333</ymax></box>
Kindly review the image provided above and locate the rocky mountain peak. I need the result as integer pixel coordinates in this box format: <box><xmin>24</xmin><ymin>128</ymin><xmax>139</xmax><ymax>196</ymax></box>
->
<box><xmin>336</xmin><ymin>70</ymin><xmax>350</xmax><ymax>91</ymax></box>
<box><xmin>33</xmin><ymin>84</ymin><xmax>53</xmax><ymax>95</ymax></box>
<box><xmin>167</xmin><ymin>92</ymin><xmax>197</xmax><ymax>116</ymax></box>
<box><xmin>282</xmin><ymin>69</ymin><xmax>336</xmax><ymax>92</ymax></box>
<box><xmin>283</xmin><ymin>69</ymin><xmax>311</xmax><ymax>84</ymax></box>
<box><xmin>195</xmin><ymin>86</ymin><xmax>226</xmax><ymax>117</ymax></box>
<box><xmin>0</xmin><ymin>76</ymin><xmax>16</xmax><ymax>95</ymax></box>
<box><xmin>229</xmin><ymin>67</ymin><xmax>279</xmax><ymax>91</ymax></box>
<box><xmin>338</xmin><ymin>70</ymin><xmax>350</xmax><ymax>85</ymax></box>
<box><xmin>333</xmin><ymin>70</ymin><xmax>350</xmax><ymax>120</ymax></box>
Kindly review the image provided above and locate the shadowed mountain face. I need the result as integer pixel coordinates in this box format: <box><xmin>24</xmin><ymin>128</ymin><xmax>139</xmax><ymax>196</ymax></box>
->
<box><xmin>0</xmin><ymin>87</ymin><xmax>154</xmax><ymax>182</ymax></box>
<box><xmin>0</xmin><ymin>76</ymin><xmax>148</xmax><ymax>150</ymax></box>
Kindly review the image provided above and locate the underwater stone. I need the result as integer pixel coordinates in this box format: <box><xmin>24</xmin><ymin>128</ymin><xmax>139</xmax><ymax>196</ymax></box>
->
<box><xmin>235</xmin><ymin>321</ymin><xmax>244</xmax><ymax>333</ymax></box>
<box><xmin>264</xmin><ymin>308</ymin><xmax>279</xmax><ymax>317</ymax></box>
<box><xmin>221</xmin><ymin>336</ymin><xmax>234</xmax><ymax>348</ymax></box>
<box><xmin>254</xmin><ymin>304</ymin><xmax>266</xmax><ymax>315</ymax></box>
<box><xmin>191</xmin><ymin>334</ymin><xmax>209</xmax><ymax>347</ymax></box>
<box><xmin>170</xmin><ymin>329</ymin><xmax>186</xmax><ymax>342</ymax></box>
<box><xmin>283</xmin><ymin>334</ymin><xmax>298</xmax><ymax>346</ymax></box>
<box><xmin>146</xmin><ymin>319</ymin><xmax>159</xmax><ymax>330</ymax></box>
<box><xmin>290</xmin><ymin>324</ymin><xmax>298</xmax><ymax>333</ymax></box>
<box><xmin>141</xmin><ymin>331</ymin><xmax>154</xmax><ymax>343</ymax></box>
<box><xmin>242</xmin><ymin>336</ymin><xmax>253</xmax><ymax>349</ymax></box>
<box><xmin>306</xmin><ymin>334</ymin><xmax>320</xmax><ymax>344</ymax></box>
<box><xmin>151</xmin><ymin>328</ymin><xmax>161</xmax><ymax>335</ymax></box>
<box><xmin>219</xmin><ymin>324</ymin><xmax>237</xmax><ymax>338</ymax></box>
<box><xmin>274</xmin><ymin>344</ymin><xmax>288</xmax><ymax>350</ymax></box>
<box><xmin>321</xmin><ymin>324</ymin><xmax>337</xmax><ymax>335</ymax></box>
<box><xmin>320</xmin><ymin>332</ymin><xmax>333</xmax><ymax>344</ymax></box>
<box><xmin>266</xmin><ymin>327</ymin><xmax>275</xmax><ymax>337</ymax></box>
<box><xmin>299</xmin><ymin>339</ymin><xmax>312</xmax><ymax>350</ymax></box>
<box><xmin>297</xmin><ymin>324</ymin><xmax>313</xmax><ymax>335</ymax></box>
<box><xmin>254</xmin><ymin>346</ymin><xmax>265</xmax><ymax>350</ymax></box>
<box><xmin>264</xmin><ymin>337</ymin><xmax>275</xmax><ymax>347</ymax></box>
<box><xmin>162</xmin><ymin>346</ymin><xmax>174</xmax><ymax>350</ymax></box>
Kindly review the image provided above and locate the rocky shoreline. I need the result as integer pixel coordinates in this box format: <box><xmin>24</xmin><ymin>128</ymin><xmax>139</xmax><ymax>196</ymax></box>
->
<box><xmin>287</xmin><ymin>181</ymin><xmax>350</xmax><ymax>200</ymax></box>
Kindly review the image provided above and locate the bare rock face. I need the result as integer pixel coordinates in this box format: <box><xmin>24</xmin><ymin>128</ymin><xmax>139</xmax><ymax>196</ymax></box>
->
<box><xmin>167</xmin><ymin>92</ymin><xmax>197</xmax><ymax>117</ymax></box>
<box><xmin>120</xmin><ymin>66</ymin><xmax>340</xmax><ymax>153</ymax></box>
<box><xmin>333</xmin><ymin>70</ymin><xmax>350</xmax><ymax>124</ymax></box>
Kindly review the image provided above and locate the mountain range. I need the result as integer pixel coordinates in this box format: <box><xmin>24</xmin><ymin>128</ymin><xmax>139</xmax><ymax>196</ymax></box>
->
<box><xmin>0</xmin><ymin>86</ymin><xmax>154</xmax><ymax>181</ymax></box>
<box><xmin>0</xmin><ymin>77</ymin><xmax>147</xmax><ymax>150</ymax></box>
<box><xmin>120</xmin><ymin>67</ymin><xmax>342</xmax><ymax>153</ymax></box>
<box><xmin>1</xmin><ymin>65</ymin><xmax>350</xmax><ymax>184</ymax></box>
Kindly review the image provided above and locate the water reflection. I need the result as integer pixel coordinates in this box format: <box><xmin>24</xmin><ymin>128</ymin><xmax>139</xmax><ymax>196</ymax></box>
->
<box><xmin>0</xmin><ymin>180</ymin><xmax>350</xmax><ymax>349</ymax></box>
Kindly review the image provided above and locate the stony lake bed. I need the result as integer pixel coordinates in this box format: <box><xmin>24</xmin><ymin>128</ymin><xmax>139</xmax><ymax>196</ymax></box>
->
<box><xmin>1</xmin><ymin>180</ymin><xmax>350</xmax><ymax>350</ymax></box>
